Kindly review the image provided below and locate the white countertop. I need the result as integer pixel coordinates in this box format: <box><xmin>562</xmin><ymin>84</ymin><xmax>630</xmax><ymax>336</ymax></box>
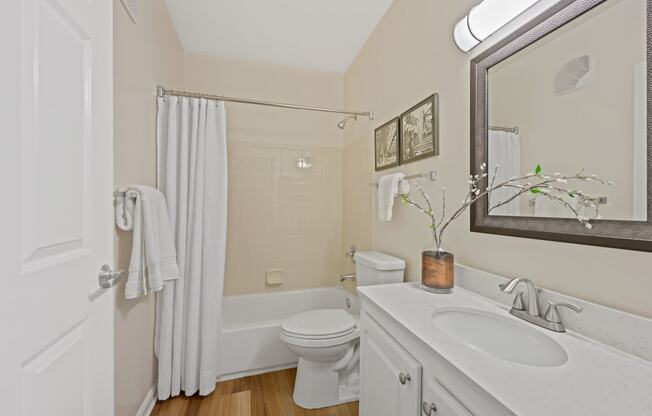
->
<box><xmin>358</xmin><ymin>283</ymin><xmax>652</xmax><ymax>416</ymax></box>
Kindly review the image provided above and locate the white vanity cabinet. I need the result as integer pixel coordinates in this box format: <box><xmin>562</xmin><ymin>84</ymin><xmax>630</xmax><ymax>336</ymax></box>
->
<box><xmin>360</xmin><ymin>304</ymin><xmax>513</xmax><ymax>416</ymax></box>
<box><xmin>421</xmin><ymin>376</ymin><xmax>472</xmax><ymax>416</ymax></box>
<box><xmin>359</xmin><ymin>313</ymin><xmax>422</xmax><ymax>416</ymax></box>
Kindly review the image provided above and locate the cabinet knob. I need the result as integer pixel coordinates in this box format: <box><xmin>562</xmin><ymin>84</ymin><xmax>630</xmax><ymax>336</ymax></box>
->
<box><xmin>422</xmin><ymin>401</ymin><xmax>437</xmax><ymax>415</ymax></box>
<box><xmin>398</xmin><ymin>372</ymin><xmax>411</xmax><ymax>385</ymax></box>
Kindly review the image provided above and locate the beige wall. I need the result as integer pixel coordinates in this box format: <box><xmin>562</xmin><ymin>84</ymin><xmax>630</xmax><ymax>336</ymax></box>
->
<box><xmin>343</xmin><ymin>0</ymin><xmax>652</xmax><ymax>319</ymax></box>
<box><xmin>113</xmin><ymin>0</ymin><xmax>183</xmax><ymax>414</ymax></box>
<box><xmin>183</xmin><ymin>54</ymin><xmax>345</xmax><ymax>295</ymax></box>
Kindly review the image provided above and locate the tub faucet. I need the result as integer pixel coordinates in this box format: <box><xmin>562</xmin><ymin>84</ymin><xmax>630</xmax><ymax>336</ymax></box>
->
<box><xmin>345</xmin><ymin>245</ymin><xmax>356</xmax><ymax>263</ymax></box>
<box><xmin>340</xmin><ymin>273</ymin><xmax>356</xmax><ymax>282</ymax></box>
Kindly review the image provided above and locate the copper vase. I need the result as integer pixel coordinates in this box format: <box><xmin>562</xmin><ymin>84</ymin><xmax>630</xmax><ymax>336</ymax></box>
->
<box><xmin>421</xmin><ymin>251</ymin><xmax>454</xmax><ymax>293</ymax></box>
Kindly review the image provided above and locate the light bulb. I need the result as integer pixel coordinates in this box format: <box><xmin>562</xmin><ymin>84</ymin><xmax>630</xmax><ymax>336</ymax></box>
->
<box><xmin>453</xmin><ymin>15</ymin><xmax>480</xmax><ymax>52</ymax></box>
<box><xmin>468</xmin><ymin>0</ymin><xmax>539</xmax><ymax>41</ymax></box>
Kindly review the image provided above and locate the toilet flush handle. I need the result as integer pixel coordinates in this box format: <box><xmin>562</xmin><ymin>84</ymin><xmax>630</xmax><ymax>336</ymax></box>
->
<box><xmin>399</xmin><ymin>372</ymin><xmax>411</xmax><ymax>385</ymax></box>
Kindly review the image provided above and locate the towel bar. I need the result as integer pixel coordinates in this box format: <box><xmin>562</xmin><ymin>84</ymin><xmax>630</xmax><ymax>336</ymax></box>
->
<box><xmin>369</xmin><ymin>171</ymin><xmax>438</xmax><ymax>188</ymax></box>
<box><xmin>114</xmin><ymin>191</ymin><xmax>137</xmax><ymax>199</ymax></box>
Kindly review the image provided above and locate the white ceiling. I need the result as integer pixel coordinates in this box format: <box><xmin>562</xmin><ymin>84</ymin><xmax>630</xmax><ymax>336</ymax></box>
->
<box><xmin>163</xmin><ymin>0</ymin><xmax>394</xmax><ymax>73</ymax></box>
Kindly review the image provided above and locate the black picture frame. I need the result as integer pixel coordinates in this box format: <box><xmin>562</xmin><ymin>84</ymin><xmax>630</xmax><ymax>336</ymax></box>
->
<box><xmin>374</xmin><ymin>117</ymin><xmax>400</xmax><ymax>171</ymax></box>
<box><xmin>400</xmin><ymin>94</ymin><xmax>439</xmax><ymax>165</ymax></box>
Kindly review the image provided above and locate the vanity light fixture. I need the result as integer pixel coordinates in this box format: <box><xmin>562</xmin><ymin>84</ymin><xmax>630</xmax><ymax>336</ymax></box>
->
<box><xmin>453</xmin><ymin>0</ymin><xmax>540</xmax><ymax>52</ymax></box>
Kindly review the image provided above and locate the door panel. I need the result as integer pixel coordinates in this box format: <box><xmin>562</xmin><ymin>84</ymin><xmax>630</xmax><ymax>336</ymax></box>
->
<box><xmin>0</xmin><ymin>0</ymin><xmax>114</xmax><ymax>414</ymax></box>
<box><xmin>21</xmin><ymin>0</ymin><xmax>93</xmax><ymax>273</ymax></box>
<box><xmin>21</xmin><ymin>323</ymin><xmax>88</xmax><ymax>415</ymax></box>
<box><xmin>360</xmin><ymin>313</ymin><xmax>422</xmax><ymax>416</ymax></box>
<box><xmin>422</xmin><ymin>377</ymin><xmax>473</xmax><ymax>416</ymax></box>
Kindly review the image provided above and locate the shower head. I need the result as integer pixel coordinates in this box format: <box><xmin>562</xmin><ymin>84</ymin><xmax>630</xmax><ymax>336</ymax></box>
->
<box><xmin>337</xmin><ymin>115</ymin><xmax>357</xmax><ymax>130</ymax></box>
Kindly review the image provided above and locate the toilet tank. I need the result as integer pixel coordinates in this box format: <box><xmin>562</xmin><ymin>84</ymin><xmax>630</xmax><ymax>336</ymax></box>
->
<box><xmin>354</xmin><ymin>251</ymin><xmax>406</xmax><ymax>286</ymax></box>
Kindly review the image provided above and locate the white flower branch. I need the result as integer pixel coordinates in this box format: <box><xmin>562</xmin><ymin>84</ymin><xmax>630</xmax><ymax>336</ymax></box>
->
<box><xmin>400</xmin><ymin>163</ymin><xmax>611</xmax><ymax>253</ymax></box>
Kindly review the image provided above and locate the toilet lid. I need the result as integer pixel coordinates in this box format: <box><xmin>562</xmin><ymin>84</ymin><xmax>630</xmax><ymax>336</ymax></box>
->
<box><xmin>281</xmin><ymin>309</ymin><xmax>356</xmax><ymax>339</ymax></box>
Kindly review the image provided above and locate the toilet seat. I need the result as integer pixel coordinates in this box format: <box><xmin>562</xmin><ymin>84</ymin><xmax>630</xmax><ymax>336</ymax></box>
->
<box><xmin>281</xmin><ymin>327</ymin><xmax>360</xmax><ymax>348</ymax></box>
<box><xmin>281</xmin><ymin>309</ymin><xmax>356</xmax><ymax>339</ymax></box>
<box><xmin>280</xmin><ymin>309</ymin><xmax>359</xmax><ymax>348</ymax></box>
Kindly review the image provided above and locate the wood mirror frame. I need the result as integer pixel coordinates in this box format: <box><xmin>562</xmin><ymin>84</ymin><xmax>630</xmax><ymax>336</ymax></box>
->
<box><xmin>470</xmin><ymin>0</ymin><xmax>652</xmax><ymax>252</ymax></box>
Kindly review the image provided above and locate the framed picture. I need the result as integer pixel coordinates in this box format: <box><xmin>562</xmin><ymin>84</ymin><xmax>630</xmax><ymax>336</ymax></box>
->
<box><xmin>374</xmin><ymin>118</ymin><xmax>400</xmax><ymax>171</ymax></box>
<box><xmin>400</xmin><ymin>94</ymin><xmax>439</xmax><ymax>164</ymax></box>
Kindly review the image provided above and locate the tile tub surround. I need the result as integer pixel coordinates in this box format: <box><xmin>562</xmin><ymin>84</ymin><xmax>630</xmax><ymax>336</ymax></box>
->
<box><xmin>358</xmin><ymin>280</ymin><xmax>652</xmax><ymax>415</ymax></box>
<box><xmin>225</xmin><ymin>142</ymin><xmax>343</xmax><ymax>296</ymax></box>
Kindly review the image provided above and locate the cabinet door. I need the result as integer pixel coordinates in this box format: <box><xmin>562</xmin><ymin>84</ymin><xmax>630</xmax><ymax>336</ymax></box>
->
<box><xmin>421</xmin><ymin>377</ymin><xmax>473</xmax><ymax>416</ymax></box>
<box><xmin>360</xmin><ymin>314</ymin><xmax>422</xmax><ymax>416</ymax></box>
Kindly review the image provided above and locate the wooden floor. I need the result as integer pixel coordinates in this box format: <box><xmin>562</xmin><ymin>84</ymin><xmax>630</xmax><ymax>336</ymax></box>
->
<box><xmin>151</xmin><ymin>368</ymin><xmax>359</xmax><ymax>416</ymax></box>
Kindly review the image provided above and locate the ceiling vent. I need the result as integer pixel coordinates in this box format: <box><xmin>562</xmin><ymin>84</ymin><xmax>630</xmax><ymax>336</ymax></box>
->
<box><xmin>554</xmin><ymin>55</ymin><xmax>592</xmax><ymax>95</ymax></box>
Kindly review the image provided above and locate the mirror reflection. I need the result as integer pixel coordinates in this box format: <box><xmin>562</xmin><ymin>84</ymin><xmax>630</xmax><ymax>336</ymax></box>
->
<box><xmin>487</xmin><ymin>0</ymin><xmax>647</xmax><ymax>220</ymax></box>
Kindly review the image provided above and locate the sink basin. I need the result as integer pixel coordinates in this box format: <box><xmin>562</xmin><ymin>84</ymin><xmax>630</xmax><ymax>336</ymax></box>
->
<box><xmin>432</xmin><ymin>307</ymin><xmax>568</xmax><ymax>367</ymax></box>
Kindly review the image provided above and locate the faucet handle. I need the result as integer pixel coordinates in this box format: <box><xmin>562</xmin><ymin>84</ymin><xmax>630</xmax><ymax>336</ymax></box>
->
<box><xmin>544</xmin><ymin>301</ymin><xmax>583</xmax><ymax>324</ymax></box>
<box><xmin>511</xmin><ymin>290</ymin><xmax>525</xmax><ymax>311</ymax></box>
<box><xmin>345</xmin><ymin>245</ymin><xmax>357</xmax><ymax>262</ymax></box>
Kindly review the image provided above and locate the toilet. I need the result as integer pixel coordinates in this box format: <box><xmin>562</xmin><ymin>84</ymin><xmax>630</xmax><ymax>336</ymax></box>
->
<box><xmin>280</xmin><ymin>251</ymin><xmax>406</xmax><ymax>409</ymax></box>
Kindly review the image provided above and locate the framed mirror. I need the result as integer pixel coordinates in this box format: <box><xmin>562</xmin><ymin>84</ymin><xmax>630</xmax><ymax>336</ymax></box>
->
<box><xmin>470</xmin><ymin>0</ymin><xmax>652</xmax><ymax>251</ymax></box>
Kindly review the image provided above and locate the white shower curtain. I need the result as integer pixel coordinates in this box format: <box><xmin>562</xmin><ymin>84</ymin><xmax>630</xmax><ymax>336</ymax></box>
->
<box><xmin>154</xmin><ymin>96</ymin><xmax>228</xmax><ymax>399</ymax></box>
<box><xmin>488</xmin><ymin>130</ymin><xmax>521</xmax><ymax>216</ymax></box>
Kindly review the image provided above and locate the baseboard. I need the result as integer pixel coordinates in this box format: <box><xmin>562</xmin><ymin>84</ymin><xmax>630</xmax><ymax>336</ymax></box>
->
<box><xmin>136</xmin><ymin>384</ymin><xmax>157</xmax><ymax>416</ymax></box>
<box><xmin>217</xmin><ymin>362</ymin><xmax>298</xmax><ymax>382</ymax></box>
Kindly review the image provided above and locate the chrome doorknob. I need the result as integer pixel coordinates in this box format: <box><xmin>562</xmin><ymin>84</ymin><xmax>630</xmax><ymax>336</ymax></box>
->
<box><xmin>98</xmin><ymin>264</ymin><xmax>127</xmax><ymax>289</ymax></box>
<box><xmin>398</xmin><ymin>372</ymin><xmax>411</xmax><ymax>385</ymax></box>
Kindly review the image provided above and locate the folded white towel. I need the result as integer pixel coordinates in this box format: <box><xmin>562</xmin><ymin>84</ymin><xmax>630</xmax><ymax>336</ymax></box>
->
<box><xmin>114</xmin><ymin>191</ymin><xmax>136</xmax><ymax>231</ymax></box>
<box><xmin>123</xmin><ymin>185</ymin><xmax>180</xmax><ymax>299</ymax></box>
<box><xmin>378</xmin><ymin>173</ymin><xmax>410</xmax><ymax>222</ymax></box>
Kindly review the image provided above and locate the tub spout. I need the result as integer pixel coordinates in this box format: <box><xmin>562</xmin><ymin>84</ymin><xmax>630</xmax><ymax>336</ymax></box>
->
<box><xmin>340</xmin><ymin>273</ymin><xmax>356</xmax><ymax>282</ymax></box>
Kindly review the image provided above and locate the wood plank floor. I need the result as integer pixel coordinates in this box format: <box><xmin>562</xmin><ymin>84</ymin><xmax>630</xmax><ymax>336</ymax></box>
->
<box><xmin>151</xmin><ymin>368</ymin><xmax>359</xmax><ymax>416</ymax></box>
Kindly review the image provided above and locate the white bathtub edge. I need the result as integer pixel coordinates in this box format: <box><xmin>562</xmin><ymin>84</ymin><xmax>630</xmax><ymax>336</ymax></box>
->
<box><xmin>217</xmin><ymin>362</ymin><xmax>298</xmax><ymax>382</ymax></box>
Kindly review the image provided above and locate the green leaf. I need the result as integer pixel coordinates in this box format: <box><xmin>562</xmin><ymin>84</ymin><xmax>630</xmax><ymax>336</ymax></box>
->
<box><xmin>530</xmin><ymin>188</ymin><xmax>541</xmax><ymax>194</ymax></box>
<box><xmin>534</xmin><ymin>164</ymin><xmax>542</xmax><ymax>175</ymax></box>
<box><xmin>568</xmin><ymin>192</ymin><xmax>576</xmax><ymax>198</ymax></box>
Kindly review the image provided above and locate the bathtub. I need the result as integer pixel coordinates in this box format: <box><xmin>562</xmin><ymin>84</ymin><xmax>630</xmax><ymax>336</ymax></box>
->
<box><xmin>219</xmin><ymin>286</ymin><xmax>359</xmax><ymax>381</ymax></box>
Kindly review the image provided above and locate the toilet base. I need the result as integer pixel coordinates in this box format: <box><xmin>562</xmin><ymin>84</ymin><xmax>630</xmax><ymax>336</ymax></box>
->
<box><xmin>292</xmin><ymin>357</ymin><xmax>360</xmax><ymax>409</ymax></box>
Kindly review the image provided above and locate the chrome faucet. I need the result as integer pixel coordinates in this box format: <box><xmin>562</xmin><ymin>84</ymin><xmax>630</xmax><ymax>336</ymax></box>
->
<box><xmin>345</xmin><ymin>244</ymin><xmax>356</xmax><ymax>263</ymax></box>
<box><xmin>340</xmin><ymin>273</ymin><xmax>356</xmax><ymax>282</ymax></box>
<box><xmin>341</xmin><ymin>245</ymin><xmax>357</xmax><ymax>282</ymax></box>
<box><xmin>499</xmin><ymin>277</ymin><xmax>582</xmax><ymax>333</ymax></box>
<box><xmin>499</xmin><ymin>277</ymin><xmax>541</xmax><ymax>317</ymax></box>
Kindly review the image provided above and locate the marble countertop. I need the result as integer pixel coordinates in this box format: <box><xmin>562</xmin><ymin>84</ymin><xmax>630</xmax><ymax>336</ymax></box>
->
<box><xmin>358</xmin><ymin>283</ymin><xmax>652</xmax><ymax>416</ymax></box>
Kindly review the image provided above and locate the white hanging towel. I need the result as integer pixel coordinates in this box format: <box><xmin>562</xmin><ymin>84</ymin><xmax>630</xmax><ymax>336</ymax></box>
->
<box><xmin>488</xmin><ymin>130</ymin><xmax>521</xmax><ymax>216</ymax></box>
<box><xmin>114</xmin><ymin>191</ymin><xmax>136</xmax><ymax>231</ymax></box>
<box><xmin>378</xmin><ymin>173</ymin><xmax>410</xmax><ymax>222</ymax></box>
<box><xmin>122</xmin><ymin>185</ymin><xmax>180</xmax><ymax>299</ymax></box>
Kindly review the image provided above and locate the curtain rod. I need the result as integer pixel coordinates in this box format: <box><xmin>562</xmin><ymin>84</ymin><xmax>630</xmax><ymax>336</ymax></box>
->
<box><xmin>157</xmin><ymin>85</ymin><xmax>374</xmax><ymax>119</ymax></box>
<box><xmin>489</xmin><ymin>125</ymin><xmax>519</xmax><ymax>135</ymax></box>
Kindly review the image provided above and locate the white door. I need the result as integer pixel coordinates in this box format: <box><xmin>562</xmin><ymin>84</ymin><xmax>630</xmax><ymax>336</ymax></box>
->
<box><xmin>360</xmin><ymin>314</ymin><xmax>422</xmax><ymax>416</ymax></box>
<box><xmin>0</xmin><ymin>0</ymin><xmax>114</xmax><ymax>414</ymax></box>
